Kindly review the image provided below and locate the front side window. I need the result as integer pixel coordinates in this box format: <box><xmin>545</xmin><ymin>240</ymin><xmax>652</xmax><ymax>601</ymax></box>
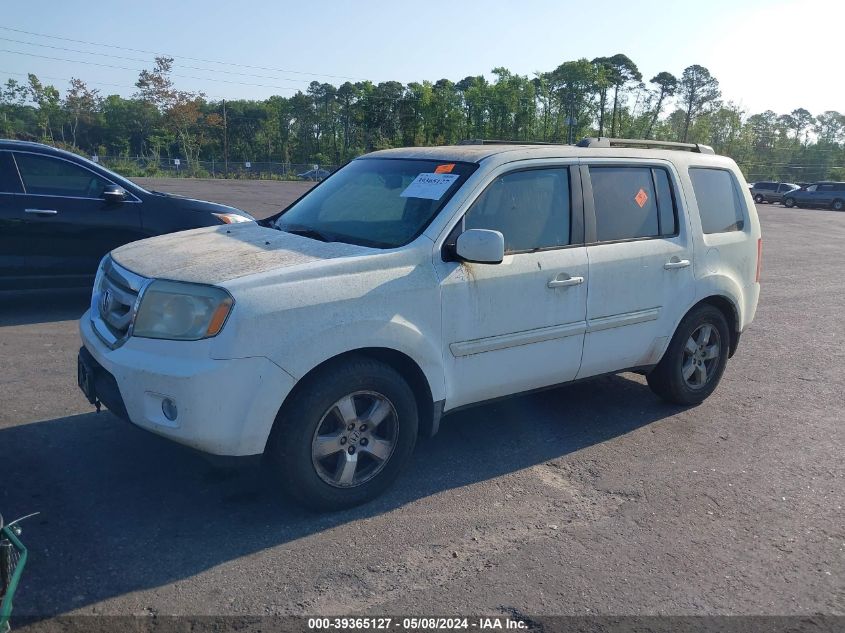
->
<box><xmin>806</xmin><ymin>184</ymin><xmax>818</xmax><ymax>192</ymax></box>
<box><xmin>590</xmin><ymin>166</ymin><xmax>676</xmax><ymax>242</ymax></box>
<box><xmin>689</xmin><ymin>168</ymin><xmax>746</xmax><ymax>234</ymax></box>
<box><xmin>275</xmin><ymin>158</ymin><xmax>477</xmax><ymax>248</ymax></box>
<box><xmin>463</xmin><ymin>168</ymin><xmax>571</xmax><ymax>253</ymax></box>
<box><xmin>14</xmin><ymin>152</ymin><xmax>110</xmax><ymax>198</ymax></box>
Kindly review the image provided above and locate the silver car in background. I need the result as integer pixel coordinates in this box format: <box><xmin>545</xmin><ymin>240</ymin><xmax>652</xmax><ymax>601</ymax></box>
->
<box><xmin>750</xmin><ymin>181</ymin><xmax>799</xmax><ymax>204</ymax></box>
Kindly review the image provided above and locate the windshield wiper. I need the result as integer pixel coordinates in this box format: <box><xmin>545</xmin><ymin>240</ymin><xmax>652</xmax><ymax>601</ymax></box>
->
<box><xmin>278</xmin><ymin>224</ymin><xmax>334</xmax><ymax>243</ymax></box>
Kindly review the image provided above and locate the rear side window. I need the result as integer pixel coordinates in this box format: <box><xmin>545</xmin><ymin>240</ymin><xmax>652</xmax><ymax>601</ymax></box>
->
<box><xmin>589</xmin><ymin>166</ymin><xmax>677</xmax><ymax>242</ymax></box>
<box><xmin>0</xmin><ymin>152</ymin><xmax>24</xmax><ymax>194</ymax></box>
<box><xmin>689</xmin><ymin>168</ymin><xmax>746</xmax><ymax>234</ymax></box>
<box><xmin>464</xmin><ymin>168</ymin><xmax>570</xmax><ymax>253</ymax></box>
<box><xmin>13</xmin><ymin>152</ymin><xmax>110</xmax><ymax>198</ymax></box>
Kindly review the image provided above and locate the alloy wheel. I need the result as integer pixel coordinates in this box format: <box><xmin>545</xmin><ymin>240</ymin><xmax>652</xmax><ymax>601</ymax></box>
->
<box><xmin>682</xmin><ymin>324</ymin><xmax>721</xmax><ymax>389</ymax></box>
<box><xmin>310</xmin><ymin>391</ymin><xmax>399</xmax><ymax>488</ymax></box>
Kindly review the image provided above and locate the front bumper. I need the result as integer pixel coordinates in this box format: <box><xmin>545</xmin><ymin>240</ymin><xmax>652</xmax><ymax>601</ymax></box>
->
<box><xmin>79</xmin><ymin>311</ymin><xmax>295</xmax><ymax>456</ymax></box>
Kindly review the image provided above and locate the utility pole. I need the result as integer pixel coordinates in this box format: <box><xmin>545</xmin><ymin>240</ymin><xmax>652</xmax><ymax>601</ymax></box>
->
<box><xmin>223</xmin><ymin>99</ymin><xmax>229</xmax><ymax>175</ymax></box>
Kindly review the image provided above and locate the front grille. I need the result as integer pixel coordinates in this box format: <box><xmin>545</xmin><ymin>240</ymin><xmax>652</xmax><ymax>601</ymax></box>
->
<box><xmin>90</xmin><ymin>257</ymin><xmax>149</xmax><ymax>348</ymax></box>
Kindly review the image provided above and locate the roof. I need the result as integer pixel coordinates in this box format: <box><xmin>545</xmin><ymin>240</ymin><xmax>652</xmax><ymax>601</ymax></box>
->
<box><xmin>0</xmin><ymin>139</ymin><xmax>55</xmax><ymax>150</ymax></box>
<box><xmin>363</xmin><ymin>145</ymin><xmax>522</xmax><ymax>162</ymax></box>
<box><xmin>0</xmin><ymin>139</ymin><xmax>78</xmax><ymax>159</ymax></box>
<box><xmin>363</xmin><ymin>143</ymin><xmax>735</xmax><ymax>170</ymax></box>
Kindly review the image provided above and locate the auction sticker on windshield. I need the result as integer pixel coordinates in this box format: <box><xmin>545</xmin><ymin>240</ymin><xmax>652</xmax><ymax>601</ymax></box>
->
<box><xmin>400</xmin><ymin>173</ymin><xmax>460</xmax><ymax>200</ymax></box>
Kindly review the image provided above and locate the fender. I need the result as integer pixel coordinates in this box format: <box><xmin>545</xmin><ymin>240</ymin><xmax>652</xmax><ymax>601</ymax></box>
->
<box><xmin>650</xmin><ymin>281</ymin><xmax>743</xmax><ymax>366</ymax></box>
<box><xmin>693</xmin><ymin>273</ymin><xmax>745</xmax><ymax>330</ymax></box>
<box><xmin>266</xmin><ymin>317</ymin><xmax>446</xmax><ymax>403</ymax></box>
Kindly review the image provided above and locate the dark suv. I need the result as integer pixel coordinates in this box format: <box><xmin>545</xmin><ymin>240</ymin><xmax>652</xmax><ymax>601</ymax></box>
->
<box><xmin>782</xmin><ymin>182</ymin><xmax>845</xmax><ymax>211</ymax></box>
<box><xmin>750</xmin><ymin>181</ymin><xmax>799</xmax><ymax>204</ymax></box>
<box><xmin>0</xmin><ymin>140</ymin><xmax>253</xmax><ymax>290</ymax></box>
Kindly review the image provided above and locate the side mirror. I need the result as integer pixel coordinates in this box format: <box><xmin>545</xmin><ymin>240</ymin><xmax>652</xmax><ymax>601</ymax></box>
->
<box><xmin>103</xmin><ymin>185</ymin><xmax>127</xmax><ymax>204</ymax></box>
<box><xmin>455</xmin><ymin>229</ymin><xmax>505</xmax><ymax>264</ymax></box>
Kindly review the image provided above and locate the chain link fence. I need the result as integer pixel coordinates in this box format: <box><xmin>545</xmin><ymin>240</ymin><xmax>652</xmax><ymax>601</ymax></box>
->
<box><xmin>92</xmin><ymin>156</ymin><xmax>339</xmax><ymax>180</ymax></box>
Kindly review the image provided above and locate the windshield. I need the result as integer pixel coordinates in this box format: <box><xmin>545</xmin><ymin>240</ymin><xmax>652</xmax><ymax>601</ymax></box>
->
<box><xmin>274</xmin><ymin>158</ymin><xmax>477</xmax><ymax>248</ymax></box>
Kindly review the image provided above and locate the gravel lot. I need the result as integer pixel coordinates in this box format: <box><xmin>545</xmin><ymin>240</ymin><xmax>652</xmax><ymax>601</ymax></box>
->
<box><xmin>133</xmin><ymin>177</ymin><xmax>314</xmax><ymax>218</ymax></box>
<box><xmin>0</xmin><ymin>180</ymin><xmax>842</xmax><ymax>625</ymax></box>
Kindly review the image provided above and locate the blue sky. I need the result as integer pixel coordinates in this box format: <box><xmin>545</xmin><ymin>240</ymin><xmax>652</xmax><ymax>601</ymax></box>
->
<box><xmin>1</xmin><ymin>0</ymin><xmax>842</xmax><ymax>116</ymax></box>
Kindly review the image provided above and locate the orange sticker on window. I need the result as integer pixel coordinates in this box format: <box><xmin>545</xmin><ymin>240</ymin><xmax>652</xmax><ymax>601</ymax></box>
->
<box><xmin>634</xmin><ymin>188</ymin><xmax>649</xmax><ymax>208</ymax></box>
<box><xmin>434</xmin><ymin>163</ymin><xmax>455</xmax><ymax>174</ymax></box>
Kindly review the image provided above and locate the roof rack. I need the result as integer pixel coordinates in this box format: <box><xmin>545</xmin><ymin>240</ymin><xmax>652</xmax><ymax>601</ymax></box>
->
<box><xmin>577</xmin><ymin>137</ymin><xmax>715</xmax><ymax>154</ymax></box>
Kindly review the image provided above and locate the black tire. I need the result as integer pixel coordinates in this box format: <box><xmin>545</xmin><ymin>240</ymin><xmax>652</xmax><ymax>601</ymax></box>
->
<box><xmin>753</xmin><ymin>194</ymin><xmax>764</xmax><ymax>204</ymax></box>
<box><xmin>784</xmin><ymin>197</ymin><xmax>796</xmax><ymax>208</ymax></box>
<box><xmin>832</xmin><ymin>198</ymin><xmax>844</xmax><ymax>211</ymax></box>
<box><xmin>267</xmin><ymin>356</ymin><xmax>418</xmax><ymax>512</ymax></box>
<box><xmin>647</xmin><ymin>304</ymin><xmax>731</xmax><ymax>406</ymax></box>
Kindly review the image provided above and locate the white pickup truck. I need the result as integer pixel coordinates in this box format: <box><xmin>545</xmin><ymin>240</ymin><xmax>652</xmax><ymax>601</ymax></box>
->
<box><xmin>78</xmin><ymin>138</ymin><xmax>761</xmax><ymax>511</ymax></box>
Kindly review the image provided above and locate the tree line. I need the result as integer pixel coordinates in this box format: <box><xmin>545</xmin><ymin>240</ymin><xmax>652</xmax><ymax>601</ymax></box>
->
<box><xmin>2</xmin><ymin>53</ymin><xmax>844</xmax><ymax>182</ymax></box>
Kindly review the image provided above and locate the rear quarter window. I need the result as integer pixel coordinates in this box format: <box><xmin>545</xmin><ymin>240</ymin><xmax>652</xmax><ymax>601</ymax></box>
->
<box><xmin>689</xmin><ymin>168</ymin><xmax>746</xmax><ymax>234</ymax></box>
<box><xmin>0</xmin><ymin>152</ymin><xmax>24</xmax><ymax>193</ymax></box>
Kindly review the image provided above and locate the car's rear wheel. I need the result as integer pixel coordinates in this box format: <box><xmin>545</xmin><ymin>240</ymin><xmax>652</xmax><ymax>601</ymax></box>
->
<box><xmin>267</xmin><ymin>356</ymin><xmax>418</xmax><ymax>511</ymax></box>
<box><xmin>832</xmin><ymin>198</ymin><xmax>844</xmax><ymax>211</ymax></box>
<box><xmin>753</xmin><ymin>193</ymin><xmax>764</xmax><ymax>204</ymax></box>
<box><xmin>784</xmin><ymin>197</ymin><xmax>796</xmax><ymax>208</ymax></box>
<box><xmin>647</xmin><ymin>304</ymin><xmax>730</xmax><ymax>406</ymax></box>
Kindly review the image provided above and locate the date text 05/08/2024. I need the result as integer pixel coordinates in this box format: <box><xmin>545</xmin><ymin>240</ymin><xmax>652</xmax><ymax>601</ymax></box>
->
<box><xmin>307</xmin><ymin>617</ymin><xmax>529</xmax><ymax>630</ymax></box>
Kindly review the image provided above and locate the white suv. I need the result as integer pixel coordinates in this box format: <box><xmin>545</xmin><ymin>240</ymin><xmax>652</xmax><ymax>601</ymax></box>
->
<box><xmin>77</xmin><ymin>138</ymin><xmax>762</xmax><ymax>511</ymax></box>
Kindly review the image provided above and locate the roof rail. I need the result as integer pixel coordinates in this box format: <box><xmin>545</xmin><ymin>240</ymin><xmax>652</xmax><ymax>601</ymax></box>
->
<box><xmin>577</xmin><ymin>137</ymin><xmax>715</xmax><ymax>155</ymax></box>
<box><xmin>457</xmin><ymin>139</ymin><xmax>561</xmax><ymax>146</ymax></box>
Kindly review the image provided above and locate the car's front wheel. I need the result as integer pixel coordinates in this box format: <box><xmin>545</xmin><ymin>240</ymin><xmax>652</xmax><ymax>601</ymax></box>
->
<box><xmin>267</xmin><ymin>356</ymin><xmax>418</xmax><ymax>511</ymax></box>
<box><xmin>647</xmin><ymin>304</ymin><xmax>730</xmax><ymax>405</ymax></box>
<box><xmin>783</xmin><ymin>197</ymin><xmax>796</xmax><ymax>208</ymax></box>
<box><xmin>753</xmin><ymin>194</ymin><xmax>764</xmax><ymax>204</ymax></box>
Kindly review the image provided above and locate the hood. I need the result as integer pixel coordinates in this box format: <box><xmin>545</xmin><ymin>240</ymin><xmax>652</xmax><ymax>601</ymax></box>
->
<box><xmin>149</xmin><ymin>190</ymin><xmax>253</xmax><ymax>219</ymax></box>
<box><xmin>110</xmin><ymin>223</ymin><xmax>372</xmax><ymax>284</ymax></box>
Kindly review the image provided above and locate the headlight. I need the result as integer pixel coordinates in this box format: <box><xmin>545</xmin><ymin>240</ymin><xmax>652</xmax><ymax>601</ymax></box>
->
<box><xmin>133</xmin><ymin>280</ymin><xmax>234</xmax><ymax>341</ymax></box>
<box><xmin>212</xmin><ymin>212</ymin><xmax>253</xmax><ymax>224</ymax></box>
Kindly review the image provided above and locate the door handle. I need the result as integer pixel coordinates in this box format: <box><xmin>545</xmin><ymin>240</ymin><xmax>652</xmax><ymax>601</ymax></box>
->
<box><xmin>25</xmin><ymin>208</ymin><xmax>58</xmax><ymax>216</ymax></box>
<box><xmin>548</xmin><ymin>274</ymin><xmax>584</xmax><ymax>288</ymax></box>
<box><xmin>664</xmin><ymin>258</ymin><xmax>691</xmax><ymax>270</ymax></box>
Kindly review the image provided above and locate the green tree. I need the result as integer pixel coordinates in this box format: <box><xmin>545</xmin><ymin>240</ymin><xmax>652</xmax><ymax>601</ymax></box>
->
<box><xmin>27</xmin><ymin>73</ymin><xmax>61</xmax><ymax>141</ymax></box>
<box><xmin>605</xmin><ymin>54</ymin><xmax>641</xmax><ymax>137</ymax></box>
<box><xmin>677</xmin><ymin>64</ymin><xmax>720</xmax><ymax>142</ymax></box>
<box><xmin>63</xmin><ymin>77</ymin><xmax>101</xmax><ymax>148</ymax></box>
<box><xmin>645</xmin><ymin>72</ymin><xmax>677</xmax><ymax>139</ymax></box>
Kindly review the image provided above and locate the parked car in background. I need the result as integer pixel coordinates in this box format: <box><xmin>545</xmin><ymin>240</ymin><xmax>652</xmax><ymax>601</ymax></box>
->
<box><xmin>77</xmin><ymin>138</ymin><xmax>761</xmax><ymax>511</ymax></box>
<box><xmin>782</xmin><ymin>181</ymin><xmax>845</xmax><ymax>210</ymax></box>
<box><xmin>0</xmin><ymin>140</ymin><xmax>254</xmax><ymax>291</ymax></box>
<box><xmin>750</xmin><ymin>181</ymin><xmax>799</xmax><ymax>204</ymax></box>
<box><xmin>297</xmin><ymin>168</ymin><xmax>332</xmax><ymax>181</ymax></box>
